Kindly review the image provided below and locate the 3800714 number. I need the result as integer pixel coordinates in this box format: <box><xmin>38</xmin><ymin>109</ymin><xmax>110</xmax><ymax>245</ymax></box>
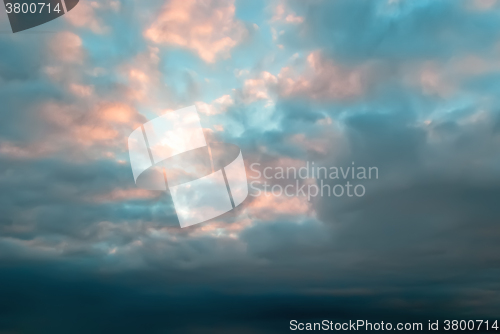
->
<box><xmin>5</xmin><ymin>2</ymin><xmax>61</xmax><ymax>14</ymax></box>
<box><xmin>443</xmin><ymin>320</ymin><xmax>499</xmax><ymax>331</ymax></box>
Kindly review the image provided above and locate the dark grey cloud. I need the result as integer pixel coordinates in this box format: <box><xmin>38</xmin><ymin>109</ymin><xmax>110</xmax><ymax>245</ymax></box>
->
<box><xmin>283</xmin><ymin>0</ymin><xmax>500</xmax><ymax>63</ymax></box>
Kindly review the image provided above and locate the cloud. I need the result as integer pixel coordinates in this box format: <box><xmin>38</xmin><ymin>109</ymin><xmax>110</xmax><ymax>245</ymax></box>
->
<box><xmin>279</xmin><ymin>51</ymin><xmax>367</xmax><ymax>100</ymax></box>
<box><xmin>246</xmin><ymin>193</ymin><xmax>312</xmax><ymax>220</ymax></box>
<box><xmin>469</xmin><ymin>0</ymin><xmax>498</xmax><ymax>10</ymax></box>
<box><xmin>271</xmin><ymin>2</ymin><xmax>304</xmax><ymax>24</ymax></box>
<box><xmin>404</xmin><ymin>55</ymin><xmax>500</xmax><ymax>97</ymax></box>
<box><xmin>241</xmin><ymin>71</ymin><xmax>278</xmax><ymax>104</ymax></box>
<box><xmin>39</xmin><ymin>101</ymin><xmax>145</xmax><ymax>154</ymax></box>
<box><xmin>64</xmin><ymin>0</ymin><xmax>108</xmax><ymax>33</ymax></box>
<box><xmin>145</xmin><ymin>0</ymin><xmax>248</xmax><ymax>63</ymax></box>
<box><xmin>238</xmin><ymin>51</ymin><xmax>369</xmax><ymax>105</ymax></box>
<box><xmin>287</xmin><ymin>0</ymin><xmax>500</xmax><ymax>63</ymax></box>
<box><xmin>0</xmin><ymin>141</ymin><xmax>53</xmax><ymax>159</ymax></box>
<box><xmin>196</xmin><ymin>94</ymin><xmax>234</xmax><ymax>115</ymax></box>
<box><xmin>88</xmin><ymin>188</ymin><xmax>158</xmax><ymax>203</ymax></box>
<box><xmin>1</xmin><ymin>0</ymin><xmax>500</xmax><ymax>332</ymax></box>
<box><xmin>49</xmin><ymin>32</ymin><xmax>84</xmax><ymax>64</ymax></box>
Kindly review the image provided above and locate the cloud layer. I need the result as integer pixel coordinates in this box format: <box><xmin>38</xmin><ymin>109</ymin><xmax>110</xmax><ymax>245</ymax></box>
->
<box><xmin>1</xmin><ymin>0</ymin><xmax>500</xmax><ymax>332</ymax></box>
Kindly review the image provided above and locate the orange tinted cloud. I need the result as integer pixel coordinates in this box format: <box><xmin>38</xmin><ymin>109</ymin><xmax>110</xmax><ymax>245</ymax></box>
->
<box><xmin>70</xmin><ymin>84</ymin><xmax>94</xmax><ymax>97</ymax></box>
<box><xmin>469</xmin><ymin>0</ymin><xmax>497</xmax><ymax>10</ymax></box>
<box><xmin>49</xmin><ymin>32</ymin><xmax>84</xmax><ymax>64</ymax></box>
<box><xmin>0</xmin><ymin>142</ymin><xmax>53</xmax><ymax>159</ymax></box>
<box><xmin>64</xmin><ymin>0</ymin><xmax>107</xmax><ymax>33</ymax></box>
<box><xmin>247</xmin><ymin>194</ymin><xmax>312</xmax><ymax>220</ymax></box>
<box><xmin>121</xmin><ymin>47</ymin><xmax>163</xmax><ymax>104</ymax></box>
<box><xmin>145</xmin><ymin>0</ymin><xmax>247</xmax><ymax>63</ymax></box>
<box><xmin>90</xmin><ymin>188</ymin><xmax>158</xmax><ymax>203</ymax></box>
<box><xmin>41</xmin><ymin>101</ymin><xmax>145</xmax><ymax>152</ymax></box>
<box><xmin>278</xmin><ymin>51</ymin><xmax>365</xmax><ymax>100</ymax></box>
<box><xmin>406</xmin><ymin>55</ymin><xmax>500</xmax><ymax>98</ymax></box>
<box><xmin>241</xmin><ymin>51</ymin><xmax>367</xmax><ymax>104</ymax></box>
<box><xmin>196</xmin><ymin>94</ymin><xmax>234</xmax><ymax>115</ymax></box>
<box><xmin>271</xmin><ymin>2</ymin><xmax>304</xmax><ymax>24</ymax></box>
<box><xmin>242</xmin><ymin>71</ymin><xmax>278</xmax><ymax>104</ymax></box>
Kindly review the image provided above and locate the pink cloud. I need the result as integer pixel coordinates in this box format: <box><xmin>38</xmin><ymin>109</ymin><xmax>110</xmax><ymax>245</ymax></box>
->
<box><xmin>469</xmin><ymin>0</ymin><xmax>498</xmax><ymax>10</ymax></box>
<box><xmin>89</xmin><ymin>188</ymin><xmax>158</xmax><ymax>203</ymax></box>
<box><xmin>64</xmin><ymin>0</ymin><xmax>108</xmax><ymax>33</ymax></box>
<box><xmin>241</xmin><ymin>51</ymin><xmax>367</xmax><ymax>104</ymax></box>
<box><xmin>418</xmin><ymin>62</ymin><xmax>454</xmax><ymax>97</ymax></box>
<box><xmin>120</xmin><ymin>47</ymin><xmax>166</xmax><ymax>106</ymax></box>
<box><xmin>247</xmin><ymin>194</ymin><xmax>312</xmax><ymax>220</ymax></box>
<box><xmin>188</xmin><ymin>216</ymin><xmax>253</xmax><ymax>238</ymax></box>
<box><xmin>271</xmin><ymin>2</ymin><xmax>304</xmax><ymax>24</ymax></box>
<box><xmin>145</xmin><ymin>0</ymin><xmax>247</xmax><ymax>63</ymax></box>
<box><xmin>0</xmin><ymin>142</ymin><xmax>53</xmax><ymax>159</ymax></box>
<box><xmin>241</xmin><ymin>71</ymin><xmax>278</xmax><ymax>104</ymax></box>
<box><xmin>49</xmin><ymin>32</ymin><xmax>84</xmax><ymax>64</ymax></box>
<box><xmin>196</xmin><ymin>94</ymin><xmax>235</xmax><ymax>115</ymax></box>
<box><xmin>213</xmin><ymin>124</ymin><xmax>224</xmax><ymax>132</ymax></box>
<box><xmin>278</xmin><ymin>51</ymin><xmax>366</xmax><ymax>100</ymax></box>
<box><xmin>40</xmin><ymin>101</ymin><xmax>145</xmax><ymax>156</ymax></box>
<box><xmin>289</xmin><ymin>134</ymin><xmax>329</xmax><ymax>155</ymax></box>
<box><xmin>70</xmin><ymin>84</ymin><xmax>94</xmax><ymax>97</ymax></box>
<box><xmin>406</xmin><ymin>55</ymin><xmax>500</xmax><ymax>97</ymax></box>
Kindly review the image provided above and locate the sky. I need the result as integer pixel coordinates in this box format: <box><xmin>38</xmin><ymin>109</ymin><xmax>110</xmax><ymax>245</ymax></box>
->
<box><xmin>1</xmin><ymin>0</ymin><xmax>500</xmax><ymax>332</ymax></box>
